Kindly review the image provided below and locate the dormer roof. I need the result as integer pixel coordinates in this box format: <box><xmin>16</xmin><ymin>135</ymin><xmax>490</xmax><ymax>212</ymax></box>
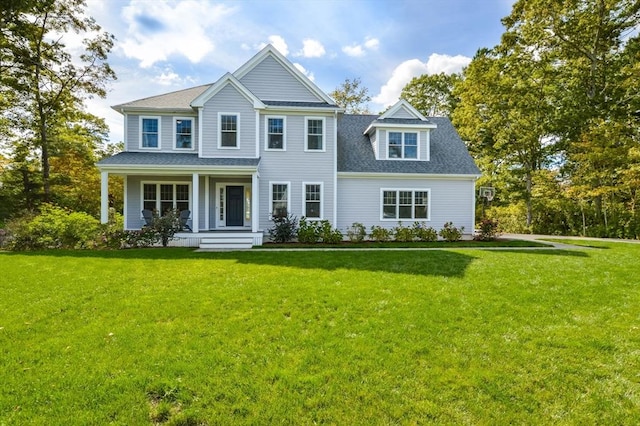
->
<box><xmin>190</xmin><ymin>72</ymin><xmax>265</xmax><ymax>108</ymax></box>
<box><xmin>364</xmin><ymin>99</ymin><xmax>437</xmax><ymax>135</ymax></box>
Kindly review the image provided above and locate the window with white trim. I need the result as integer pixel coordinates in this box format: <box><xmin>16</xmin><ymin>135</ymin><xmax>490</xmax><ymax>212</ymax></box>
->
<box><xmin>305</xmin><ymin>117</ymin><xmax>324</xmax><ymax>151</ymax></box>
<box><xmin>266</xmin><ymin>117</ymin><xmax>285</xmax><ymax>150</ymax></box>
<box><xmin>270</xmin><ymin>183</ymin><xmax>289</xmax><ymax>217</ymax></box>
<box><xmin>381</xmin><ymin>189</ymin><xmax>429</xmax><ymax>220</ymax></box>
<box><xmin>174</xmin><ymin>118</ymin><xmax>193</xmax><ymax>149</ymax></box>
<box><xmin>140</xmin><ymin>117</ymin><xmax>160</xmax><ymax>148</ymax></box>
<box><xmin>304</xmin><ymin>183</ymin><xmax>322</xmax><ymax>219</ymax></box>
<box><xmin>219</xmin><ymin>114</ymin><xmax>238</xmax><ymax>148</ymax></box>
<box><xmin>142</xmin><ymin>183</ymin><xmax>190</xmax><ymax>214</ymax></box>
<box><xmin>388</xmin><ymin>131</ymin><xmax>418</xmax><ymax>159</ymax></box>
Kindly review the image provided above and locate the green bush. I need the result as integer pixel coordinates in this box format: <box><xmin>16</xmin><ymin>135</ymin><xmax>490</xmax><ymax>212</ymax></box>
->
<box><xmin>319</xmin><ymin>220</ymin><xmax>343</xmax><ymax>244</ymax></box>
<box><xmin>151</xmin><ymin>209</ymin><xmax>182</xmax><ymax>247</ymax></box>
<box><xmin>412</xmin><ymin>222</ymin><xmax>438</xmax><ymax>242</ymax></box>
<box><xmin>393</xmin><ymin>222</ymin><xmax>414</xmax><ymax>242</ymax></box>
<box><xmin>370</xmin><ymin>225</ymin><xmax>391</xmax><ymax>242</ymax></box>
<box><xmin>268</xmin><ymin>213</ymin><xmax>298</xmax><ymax>243</ymax></box>
<box><xmin>439</xmin><ymin>221</ymin><xmax>464</xmax><ymax>242</ymax></box>
<box><xmin>6</xmin><ymin>204</ymin><xmax>101</xmax><ymax>250</ymax></box>
<box><xmin>298</xmin><ymin>217</ymin><xmax>321</xmax><ymax>243</ymax></box>
<box><xmin>346</xmin><ymin>222</ymin><xmax>367</xmax><ymax>242</ymax></box>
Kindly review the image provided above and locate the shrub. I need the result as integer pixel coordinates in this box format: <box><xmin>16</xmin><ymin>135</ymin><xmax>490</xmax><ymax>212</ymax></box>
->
<box><xmin>268</xmin><ymin>213</ymin><xmax>298</xmax><ymax>243</ymax></box>
<box><xmin>370</xmin><ymin>225</ymin><xmax>391</xmax><ymax>242</ymax></box>
<box><xmin>319</xmin><ymin>220</ymin><xmax>343</xmax><ymax>244</ymax></box>
<box><xmin>439</xmin><ymin>221</ymin><xmax>464</xmax><ymax>242</ymax></box>
<box><xmin>298</xmin><ymin>217</ymin><xmax>321</xmax><ymax>243</ymax></box>
<box><xmin>6</xmin><ymin>204</ymin><xmax>101</xmax><ymax>250</ymax></box>
<box><xmin>475</xmin><ymin>218</ymin><xmax>500</xmax><ymax>241</ymax></box>
<box><xmin>346</xmin><ymin>222</ymin><xmax>367</xmax><ymax>242</ymax></box>
<box><xmin>150</xmin><ymin>209</ymin><xmax>182</xmax><ymax>247</ymax></box>
<box><xmin>393</xmin><ymin>222</ymin><xmax>414</xmax><ymax>242</ymax></box>
<box><xmin>412</xmin><ymin>222</ymin><xmax>438</xmax><ymax>242</ymax></box>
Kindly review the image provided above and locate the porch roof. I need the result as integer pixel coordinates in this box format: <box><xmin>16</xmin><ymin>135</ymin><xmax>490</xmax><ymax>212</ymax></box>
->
<box><xmin>97</xmin><ymin>152</ymin><xmax>260</xmax><ymax>175</ymax></box>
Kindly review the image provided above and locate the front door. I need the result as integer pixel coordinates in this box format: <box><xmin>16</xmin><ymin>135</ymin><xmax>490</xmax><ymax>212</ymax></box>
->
<box><xmin>226</xmin><ymin>186</ymin><xmax>244</xmax><ymax>226</ymax></box>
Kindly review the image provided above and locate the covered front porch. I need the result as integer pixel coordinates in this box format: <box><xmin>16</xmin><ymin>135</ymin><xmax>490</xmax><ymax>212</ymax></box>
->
<box><xmin>97</xmin><ymin>153</ymin><xmax>263</xmax><ymax>246</ymax></box>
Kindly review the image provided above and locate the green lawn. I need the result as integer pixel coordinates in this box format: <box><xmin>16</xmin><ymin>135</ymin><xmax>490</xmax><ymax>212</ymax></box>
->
<box><xmin>1</xmin><ymin>242</ymin><xmax>639</xmax><ymax>424</ymax></box>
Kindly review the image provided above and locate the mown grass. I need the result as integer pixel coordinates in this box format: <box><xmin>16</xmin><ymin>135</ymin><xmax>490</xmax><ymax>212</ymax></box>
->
<box><xmin>260</xmin><ymin>238</ymin><xmax>550</xmax><ymax>249</ymax></box>
<box><xmin>1</xmin><ymin>242</ymin><xmax>639</xmax><ymax>424</ymax></box>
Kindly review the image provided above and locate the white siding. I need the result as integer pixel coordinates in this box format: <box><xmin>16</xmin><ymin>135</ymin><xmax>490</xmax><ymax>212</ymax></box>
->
<box><xmin>337</xmin><ymin>176</ymin><xmax>476</xmax><ymax>233</ymax></box>
<box><xmin>239</xmin><ymin>56</ymin><xmax>320</xmax><ymax>102</ymax></box>
<box><xmin>201</xmin><ymin>84</ymin><xmax>256</xmax><ymax>157</ymax></box>
<box><xmin>258</xmin><ymin>113</ymin><xmax>337</xmax><ymax>230</ymax></box>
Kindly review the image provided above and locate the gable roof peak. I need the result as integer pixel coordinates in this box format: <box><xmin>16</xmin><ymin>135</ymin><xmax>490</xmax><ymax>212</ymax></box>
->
<box><xmin>232</xmin><ymin>44</ymin><xmax>335</xmax><ymax>105</ymax></box>
<box><xmin>378</xmin><ymin>99</ymin><xmax>429</xmax><ymax>121</ymax></box>
<box><xmin>190</xmin><ymin>72</ymin><xmax>265</xmax><ymax>108</ymax></box>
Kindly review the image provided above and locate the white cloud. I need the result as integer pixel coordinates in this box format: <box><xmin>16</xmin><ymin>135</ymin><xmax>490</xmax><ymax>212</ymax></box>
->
<box><xmin>372</xmin><ymin>53</ymin><xmax>471</xmax><ymax>107</ymax></box>
<box><xmin>119</xmin><ymin>0</ymin><xmax>234</xmax><ymax>68</ymax></box>
<box><xmin>293</xmin><ymin>63</ymin><xmax>315</xmax><ymax>82</ymax></box>
<box><xmin>364</xmin><ymin>37</ymin><xmax>379</xmax><ymax>50</ymax></box>
<box><xmin>342</xmin><ymin>36</ymin><xmax>379</xmax><ymax>57</ymax></box>
<box><xmin>258</xmin><ymin>35</ymin><xmax>289</xmax><ymax>56</ymax></box>
<box><xmin>342</xmin><ymin>44</ymin><xmax>365</xmax><ymax>57</ymax></box>
<box><xmin>153</xmin><ymin>70</ymin><xmax>181</xmax><ymax>86</ymax></box>
<box><xmin>297</xmin><ymin>39</ymin><xmax>325</xmax><ymax>58</ymax></box>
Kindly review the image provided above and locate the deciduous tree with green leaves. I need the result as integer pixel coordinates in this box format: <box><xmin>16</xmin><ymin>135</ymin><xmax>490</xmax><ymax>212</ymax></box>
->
<box><xmin>329</xmin><ymin>77</ymin><xmax>371</xmax><ymax>114</ymax></box>
<box><xmin>400</xmin><ymin>72</ymin><xmax>462</xmax><ymax>117</ymax></box>
<box><xmin>0</xmin><ymin>0</ymin><xmax>116</xmax><ymax>217</ymax></box>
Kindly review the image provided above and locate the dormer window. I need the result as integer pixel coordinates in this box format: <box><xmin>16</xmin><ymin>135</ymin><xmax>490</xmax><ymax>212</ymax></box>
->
<box><xmin>388</xmin><ymin>132</ymin><xmax>418</xmax><ymax>159</ymax></box>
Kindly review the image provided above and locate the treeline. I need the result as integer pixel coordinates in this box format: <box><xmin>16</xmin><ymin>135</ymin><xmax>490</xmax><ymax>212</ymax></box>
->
<box><xmin>400</xmin><ymin>0</ymin><xmax>640</xmax><ymax>238</ymax></box>
<box><xmin>0</xmin><ymin>0</ymin><xmax>120</xmax><ymax>222</ymax></box>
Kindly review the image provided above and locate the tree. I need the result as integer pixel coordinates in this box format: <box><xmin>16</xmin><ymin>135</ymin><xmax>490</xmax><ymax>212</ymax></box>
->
<box><xmin>329</xmin><ymin>77</ymin><xmax>371</xmax><ymax>114</ymax></box>
<box><xmin>0</xmin><ymin>0</ymin><xmax>116</xmax><ymax>209</ymax></box>
<box><xmin>400</xmin><ymin>72</ymin><xmax>462</xmax><ymax>117</ymax></box>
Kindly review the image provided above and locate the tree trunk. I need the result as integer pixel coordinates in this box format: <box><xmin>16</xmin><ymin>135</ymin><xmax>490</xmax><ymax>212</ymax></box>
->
<box><xmin>525</xmin><ymin>171</ymin><xmax>532</xmax><ymax>227</ymax></box>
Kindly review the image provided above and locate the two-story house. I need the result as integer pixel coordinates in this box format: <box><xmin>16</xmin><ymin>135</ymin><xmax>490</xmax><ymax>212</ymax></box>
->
<box><xmin>97</xmin><ymin>45</ymin><xmax>480</xmax><ymax>248</ymax></box>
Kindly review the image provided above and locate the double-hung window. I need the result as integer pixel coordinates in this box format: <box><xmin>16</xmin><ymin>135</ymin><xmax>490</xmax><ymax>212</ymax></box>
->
<box><xmin>266</xmin><ymin>117</ymin><xmax>285</xmax><ymax>150</ymax></box>
<box><xmin>305</xmin><ymin>118</ymin><xmax>325</xmax><ymax>151</ymax></box>
<box><xmin>270</xmin><ymin>182</ymin><xmax>289</xmax><ymax>217</ymax></box>
<box><xmin>388</xmin><ymin>131</ymin><xmax>418</xmax><ymax>159</ymax></box>
<box><xmin>219</xmin><ymin>113</ymin><xmax>238</xmax><ymax>148</ymax></box>
<box><xmin>141</xmin><ymin>117</ymin><xmax>160</xmax><ymax>148</ymax></box>
<box><xmin>143</xmin><ymin>183</ymin><xmax>190</xmax><ymax>214</ymax></box>
<box><xmin>304</xmin><ymin>183</ymin><xmax>322</xmax><ymax>219</ymax></box>
<box><xmin>381</xmin><ymin>189</ymin><xmax>429</xmax><ymax>220</ymax></box>
<box><xmin>174</xmin><ymin>118</ymin><xmax>193</xmax><ymax>149</ymax></box>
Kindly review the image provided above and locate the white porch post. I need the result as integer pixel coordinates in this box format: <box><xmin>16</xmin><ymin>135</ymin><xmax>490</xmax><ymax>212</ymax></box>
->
<box><xmin>100</xmin><ymin>171</ymin><xmax>109</xmax><ymax>224</ymax></box>
<box><xmin>252</xmin><ymin>172</ymin><xmax>259</xmax><ymax>232</ymax></box>
<box><xmin>192</xmin><ymin>173</ymin><xmax>200</xmax><ymax>233</ymax></box>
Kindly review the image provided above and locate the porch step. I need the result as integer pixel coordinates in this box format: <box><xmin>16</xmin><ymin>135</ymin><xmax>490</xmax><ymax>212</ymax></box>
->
<box><xmin>199</xmin><ymin>234</ymin><xmax>256</xmax><ymax>250</ymax></box>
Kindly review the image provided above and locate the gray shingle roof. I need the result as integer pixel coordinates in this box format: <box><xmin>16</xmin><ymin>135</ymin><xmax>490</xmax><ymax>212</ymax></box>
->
<box><xmin>263</xmin><ymin>100</ymin><xmax>338</xmax><ymax>108</ymax></box>
<box><xmin>113</xmin><ymin>84</ymin><xmax>212</xmax><ymax>110</ymax></box>
<box><xmin>98</xmin><ymin>152</ymin><xmax>260</xmax><ymax>167</ymax></box>
<box><xmin>337</xmin><ymin>114</ymin><xmax>480</xmax><ymax>175</ymax></box>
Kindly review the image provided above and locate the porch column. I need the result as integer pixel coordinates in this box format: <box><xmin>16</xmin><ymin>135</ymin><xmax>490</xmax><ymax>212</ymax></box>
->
<box><xmin>251</xmin><ymin>172</ymin><xmax>259</xmax><ymax>232</ymax></box>
<box><xmin>100</xmin><ymin>171</ymin><xmax>109</xmax><ymax>224</ymax></box>
<box><xmin>192</xmin><ymin>173</ymin><xmax>199</xmax><ymax>233</ymax></box>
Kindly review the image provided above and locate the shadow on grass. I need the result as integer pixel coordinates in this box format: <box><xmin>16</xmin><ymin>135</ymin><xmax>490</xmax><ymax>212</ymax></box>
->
<box><xmin>0</xmin><ymin>246</ymin><xmax>590</xmax><ymax>278</ymax></box>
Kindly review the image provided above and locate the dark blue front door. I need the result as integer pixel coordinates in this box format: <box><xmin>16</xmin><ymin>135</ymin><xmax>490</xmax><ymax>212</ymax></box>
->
<box><xmin>226</xmin><ymin>186</ymin><xmax>243</xmax><ymax>226</ymax></box>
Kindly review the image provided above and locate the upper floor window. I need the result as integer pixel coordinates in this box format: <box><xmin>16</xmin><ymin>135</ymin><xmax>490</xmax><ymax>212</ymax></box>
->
<box><xmin>219</xmin><ymin>113</ymin><xmax>238</xmax><ymax>148</ymax></box>
<box><xmin>381</xmin><ymin>189</ymin><xmax>429</xmax><ymax>220</ymax></box>
<box><xmin>266</xmin><ymin>116</ymin><xmax>285</xmax><ymax>150</ymax></box>
<box><xmin>140</xmin><ymin>117</ymin><xmax>160</xmax><ymax>149</ymax></box>
<box><xmin>174</xmin><ymin>118</ymin><xmax>193</xmax><ymax>150</ymax></box>
<box><xmin>388</xmin><ymin>131</ymin><xmax>418</xmax><ymax>159</ymax></box>
<box><xmin>305</xmin><ymin>117</ymin><xmax>325</xmax><ymax>151</ymax></box>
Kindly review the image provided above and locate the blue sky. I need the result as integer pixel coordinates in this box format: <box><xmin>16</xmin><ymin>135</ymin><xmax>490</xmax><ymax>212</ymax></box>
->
<box><xmin>81</xmin><ymin>0</ymin><xmax>514</xmax><ymax>143</ymax></box>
